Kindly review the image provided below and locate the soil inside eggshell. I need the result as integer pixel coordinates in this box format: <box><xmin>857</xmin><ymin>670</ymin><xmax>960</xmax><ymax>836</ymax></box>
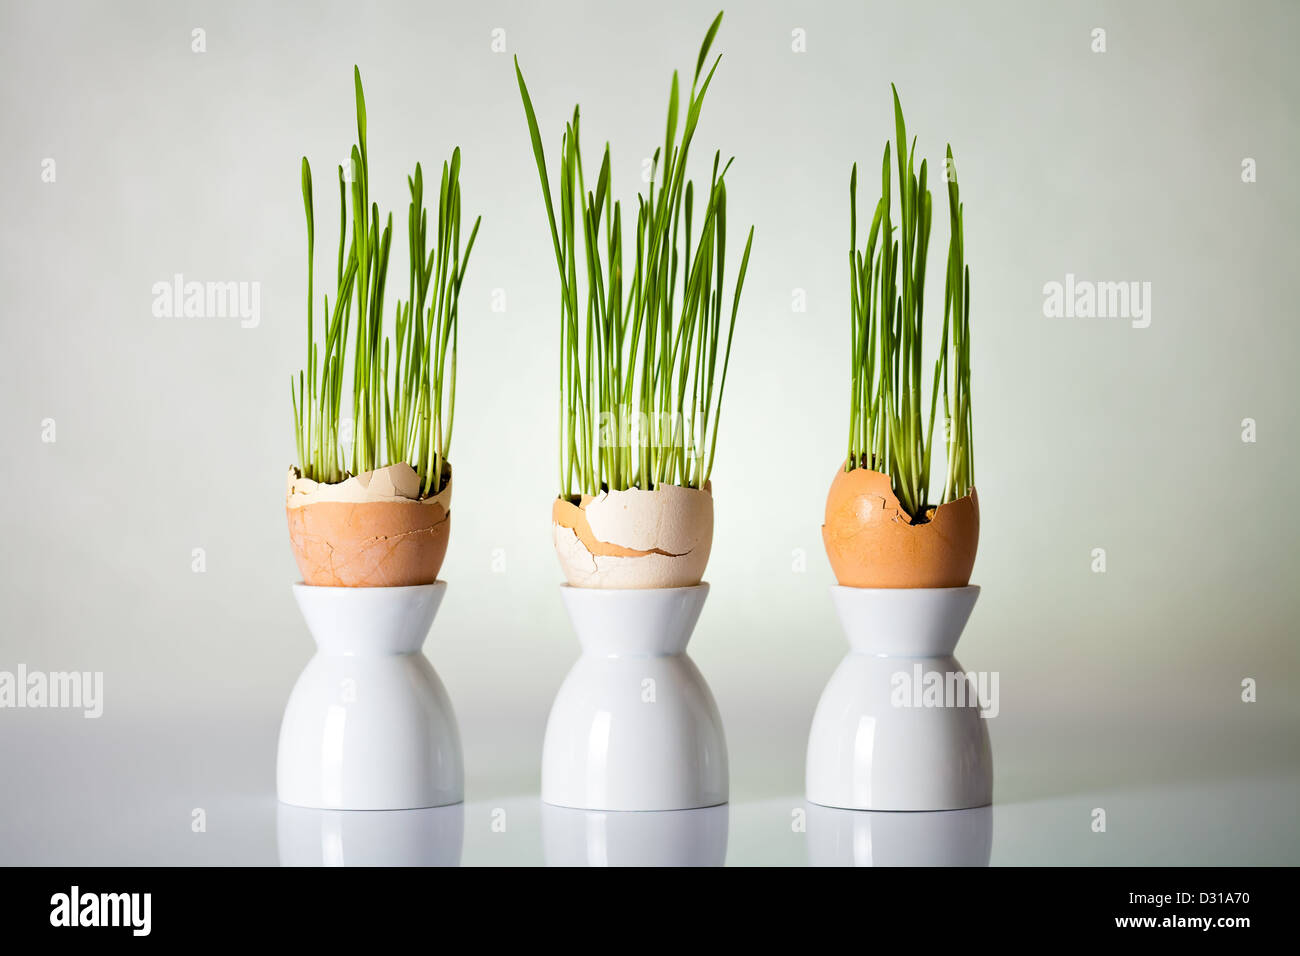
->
<box><xmin>286</xmin><ymin>461</ymin><xmax>452</xmax><ymax>587</ymax></box>
<box><xmin>822</xmin><ymin>465</ymin><xmax>978</xmax><ymax>589</ymax></box>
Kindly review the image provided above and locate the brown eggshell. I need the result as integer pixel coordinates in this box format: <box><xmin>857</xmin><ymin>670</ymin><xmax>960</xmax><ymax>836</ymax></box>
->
<box><xmin>286</xmin><ymin>462</ymin><xmax>451</xmax><ymax>587</ymax></box>
<box><xmin>822</xmin><ymin>465</ymin><xmax>978</xmax><ymax>588</ymax></box>
<box><xmin>552</xmin><ymin>483</ymin><xmax>713</xmax><ymax>589</ymax></box>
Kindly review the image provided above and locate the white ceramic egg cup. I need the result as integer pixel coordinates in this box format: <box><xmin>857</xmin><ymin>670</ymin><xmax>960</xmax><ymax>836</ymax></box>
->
<box><xmin>541</xmin><ymin>583</ymin><xmax>729</xmax><ymax>811</ymax></box>
<box><xmin>805</xmin><ymin>585</ymin><xmax>993</xmax><ymax>811</ymax></box>
<box><xmin>277</xmin><ymin>582</ymin><xmax>463</xmax><ymax>811</ymax></box>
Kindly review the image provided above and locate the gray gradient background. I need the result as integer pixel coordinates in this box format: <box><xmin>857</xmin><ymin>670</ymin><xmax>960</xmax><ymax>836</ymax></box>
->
<box><xmin>1</xmin><ymin>0</ymin><xmax>1297</xmax><ymax>863</ymax></box>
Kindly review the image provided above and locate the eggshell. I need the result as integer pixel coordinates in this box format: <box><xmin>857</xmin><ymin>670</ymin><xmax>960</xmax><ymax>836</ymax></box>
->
<box><xmin>286</xmin><ymin>462</ymin><xmax>452</xmax><ymax>587</ymax></box>
<box><xmin>552</xmin><ymin>482</ymin><xmax>713</xmax><ymax>588</ymax></box>
<box><xmin>822</xmin><ymin>465</ymin><xmax>978</xmax><ymax>588</ymax></box>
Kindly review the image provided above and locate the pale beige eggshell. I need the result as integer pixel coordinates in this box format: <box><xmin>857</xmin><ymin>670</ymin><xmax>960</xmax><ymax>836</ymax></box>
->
<box><xmin>285</xmin><ymin>461</ymin><xmax>437</xmax><ymax>507</ymax></box>
<box><xmin>552</xmin><ymin>482</ymin><xmax>713</xmax><ymax>589</ymax></box>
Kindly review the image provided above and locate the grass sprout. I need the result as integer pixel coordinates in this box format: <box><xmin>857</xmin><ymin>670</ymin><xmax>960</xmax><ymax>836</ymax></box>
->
<box><xmin>292</xmin><ymin>67</ymin><xmax>481</xmax><ymax>496</ymax></box>
<box><xmin>847</xmin><ymin>85</ymin><xmax>973</xmax><ymax>522</ymax></box>
<box><xmin>516</xmin><ymin>10</ymin><xmax>754</xmax><ymax>500</ymax></box>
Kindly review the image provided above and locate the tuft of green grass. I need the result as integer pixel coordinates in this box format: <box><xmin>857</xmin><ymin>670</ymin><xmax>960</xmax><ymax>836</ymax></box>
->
<box><xmin>516</xmin><ymin>10</ymin><xmax>754</xmax><ymax>499</ymax></box>
<box><xmin>847</xmin><ymin>85</ymin><xmax>973</xmax><ymax>521</ymax></box>
<box><xmin>292</xmin><ymin>67</ymin><xmax>481</xmax><ymax>496</ymax></box>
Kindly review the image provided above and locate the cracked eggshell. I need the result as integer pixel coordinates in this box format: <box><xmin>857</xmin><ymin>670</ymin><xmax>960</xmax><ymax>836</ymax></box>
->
<box><xmin>822</xmin><ymin>465</ymin><xmax>978</xmax><ymax>588</ymax></box>
<box><xmin>285</xmin><ymin>462</ymin><xmax>452</xmax><ymax>587</ymax></box>
<box><xmin>552</xmin><ymin>482</ymin><xmax>713</xmax><ymax>589</ymax></box>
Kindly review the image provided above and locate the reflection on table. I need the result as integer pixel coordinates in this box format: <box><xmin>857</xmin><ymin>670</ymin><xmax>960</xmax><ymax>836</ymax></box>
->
<box><xmin>542</xmin><ymin>802</ymin><xmax>728</xmax><ymax>866</ymax></box>
<box><xmin>277</xmin><ymin>802</ymin><xmax>464</xmax><ymax>866</ymax></box>
<box><xmin>806</xmin><ymin>803</ymin><xmax>992</xmax><ymax>866</ymax></box>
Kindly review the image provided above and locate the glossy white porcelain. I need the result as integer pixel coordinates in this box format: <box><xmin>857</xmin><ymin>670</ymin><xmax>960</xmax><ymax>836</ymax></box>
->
<box><xmin>806</xmin><ymin>585</ymin><xmax>992</xmax><ymax>811</ymax></box>
<box><xmin>277</xmin><ymin>582</ymin><xmax>463</xmax><ymax>810</ymax></box>
<box><xmin>542</xmin><ymin>802</ymin><xmax>728</xmax><ymax>866</ymax></box>
<box><xmin>276</xmin><ymin>803</ymin><xmax>465</xmax><ymax>866</ymax></box>
<box><xmin>806</xmin><ymin>803</ymin><xmax>993</xmax><ymax>866</ymax></box>
<box><xmin>541</xmin><ymin>584</ymin><xmax>728</xmax><ymax>811</ymax></box>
